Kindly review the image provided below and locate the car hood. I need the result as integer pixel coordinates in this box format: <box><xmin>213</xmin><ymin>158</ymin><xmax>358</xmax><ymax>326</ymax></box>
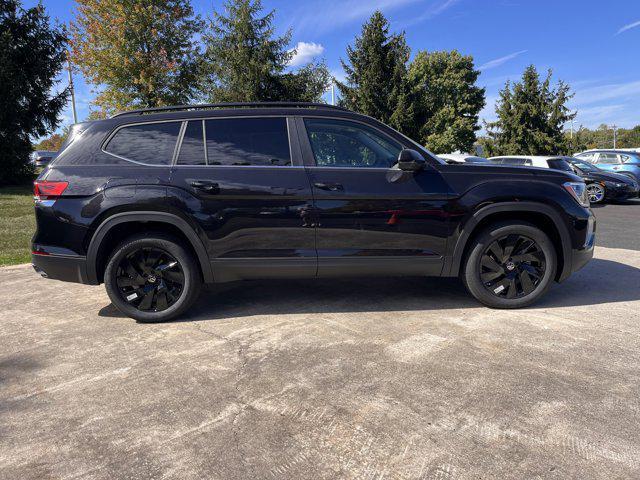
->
<box><xmin>583</xmin><ymin>170</ymin><xmax>636</xmax><ymax>185</ymax></box>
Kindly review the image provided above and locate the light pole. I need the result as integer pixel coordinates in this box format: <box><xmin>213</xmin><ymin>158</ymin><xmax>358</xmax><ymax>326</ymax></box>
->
<box><xmin>67</xmin><ymin>51</ymin><xmax>78</xmax><ymax>124</ymax></box>
<box><xmin>612</xmin><ymin>124</ymin><xmax>618</xmax><ymax>149</ymax></box>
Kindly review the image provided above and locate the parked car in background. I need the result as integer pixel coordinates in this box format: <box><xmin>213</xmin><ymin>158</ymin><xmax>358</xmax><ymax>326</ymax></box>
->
<box><xmin>490</xmin><ymin>155</ymin><xmax>639</xmax><ymax>203</ymax></box>
<box><xmin>566</xmin><ymin>157</ymin><xmax>639</xmax><ymax>203</ymax></box>
<box><xmin>573</xmin><ymin>150</ymin><xmax>640</xmax><ymax>183</ymax></box>
<box><xmin>489</xmin><ymin>155</ymin><xmax>575</xmax><ymax>172</ymax></box>
<box><xmin>30</xmin><ymin>150</ymin><xmax>58</xmax><ymax>168</ymax></box>
<box><xmin>437</xmin><ymin>153</ymin><xmax>491</xmax><ymax>164</ymax></box>
<box><xmin>32</xmin><ymin>102</ymin><xmax>594</xmax><ymax>321</ymax></box>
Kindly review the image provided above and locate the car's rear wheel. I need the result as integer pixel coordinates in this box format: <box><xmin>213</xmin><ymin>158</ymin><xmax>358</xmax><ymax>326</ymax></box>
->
<box><xmin>104</xmin><ymin>234</ymin><xmax>201</xmax><ymax>322</ymax></box>
<box><xmin>463</xmin><ymin>222</ymin><xmax>557</xmax><ymax>309</ymax></box>
<box><xmin>586</xmin><ymin>183</ymin><xmax>605</xmax><ymax>203</ymax></box>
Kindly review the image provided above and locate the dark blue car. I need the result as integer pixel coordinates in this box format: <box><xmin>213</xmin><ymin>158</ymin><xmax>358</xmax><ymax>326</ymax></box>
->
<box><xmin>574</xmin><ymin>150</ymin><xmax>640</xmax><ymax>183</ymax></box>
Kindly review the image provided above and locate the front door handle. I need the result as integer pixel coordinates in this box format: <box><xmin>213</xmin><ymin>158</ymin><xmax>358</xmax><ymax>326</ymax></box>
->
<box><xmin>313</xmin><ymin>182</ymin><xmax>343</xmax><ymax>191</ymax></box>
<box><xmin>190</xmin><ymin>180</ymin><xmax>220</xmax><ymax>194</ymax></box>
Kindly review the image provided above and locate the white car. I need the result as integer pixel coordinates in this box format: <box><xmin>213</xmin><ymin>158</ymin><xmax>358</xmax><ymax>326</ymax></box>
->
<box><xmin>488</xmin><ymin>155</ymin><xmax>575</xmax><ymax>172</ymax></box>
<box><xmin>438</xmin><ymin>153</ymin><xmax>490</xmax><ymax>164</ymax></box>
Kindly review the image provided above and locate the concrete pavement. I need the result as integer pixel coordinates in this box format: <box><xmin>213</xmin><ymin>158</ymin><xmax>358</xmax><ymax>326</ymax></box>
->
<box><xmin>1</xmin><ymin>246</ymin><xmax>640</xmax><ymax>479</ymax></box>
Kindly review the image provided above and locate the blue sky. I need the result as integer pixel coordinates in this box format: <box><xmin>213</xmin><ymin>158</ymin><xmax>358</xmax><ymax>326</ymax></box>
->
<box><xmin>34</xmin><ymin>0</ymin><xmax>640</xmax><ymax>133</ymax></box>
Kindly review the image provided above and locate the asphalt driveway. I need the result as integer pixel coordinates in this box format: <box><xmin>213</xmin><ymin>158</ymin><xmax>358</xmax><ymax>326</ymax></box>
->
<box><xmin>1</xmin><ymin>240</ymin><xmax>640</xmax><ymax>479</ymax></box>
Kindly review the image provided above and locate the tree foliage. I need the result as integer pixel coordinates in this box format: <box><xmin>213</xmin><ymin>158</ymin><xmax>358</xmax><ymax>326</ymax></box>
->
<box><xmin>566</xmin><ymin>124</ymin><xmax>640</xmax><ymax>152</ymax></box>
<box><xmin>0</xmin><ymin>0</ymin><xmax>68</xmax><ymax>184</ymax></box>
<box><xmin>337</xmin><ymin>11</ymin><xmax>411</xmax><ymax>132</ymax></box>
<box><xmin>70</xmin><ymin>0</ymin><xmax>202</xmax><ymax>114</ymax></box>
<box><xmin>200</xmin><ymin>0</ymin><xmax>329</xmax><ymax>102</ymax></box>
<box><xmin>486</xmin><ymin>65</ymin><xmax>575</xmax><ymax>155</ymax></box>
<box><xmin>406</xmin><ymin>50</ymin><xmax>485</xmax><ymax>153</ymax></box>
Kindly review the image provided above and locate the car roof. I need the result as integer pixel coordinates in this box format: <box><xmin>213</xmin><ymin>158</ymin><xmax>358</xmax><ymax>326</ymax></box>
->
<box><xmin>489</xmin><ymin>155</ymin><xmax>564</xmax><ymax>161</ymax></box>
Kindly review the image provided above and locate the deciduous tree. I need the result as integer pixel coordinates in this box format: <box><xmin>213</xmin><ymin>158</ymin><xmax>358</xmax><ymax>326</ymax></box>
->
<box><xmin>0</xmin><ymin>0</ymin><xmax>68</xmax><ymax>184</ymax></box>
<box><xmin>70</xmin><ymin>0</ymin><xmax>202</xmax><ymax>114</ymax></box>
<box><xmin>406</xmin><ymin>50</ymin><xmax>485</xmax><ymax>153</ymax></box>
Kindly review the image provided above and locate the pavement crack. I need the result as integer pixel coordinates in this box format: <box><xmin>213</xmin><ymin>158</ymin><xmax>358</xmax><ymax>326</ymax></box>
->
<box><xmin>190</xmin><ymin>322</ymin><xmax>256</xmax><ymax>477</ymax></box>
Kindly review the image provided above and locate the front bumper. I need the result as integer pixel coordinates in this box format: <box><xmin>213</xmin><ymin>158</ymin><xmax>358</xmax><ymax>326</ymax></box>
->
<box><xmin>569</xmin><ymin>213</ymin><xmax>595</xmax><ymax>276</ymax></box>
<box><xmin>32</xmin><ymin>253</ymin><xmax>91</xmax><ymax>284</ymax></box>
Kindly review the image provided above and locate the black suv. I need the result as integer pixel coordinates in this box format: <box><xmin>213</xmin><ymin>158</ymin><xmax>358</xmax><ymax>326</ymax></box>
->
<box><xmin>32</xmin><ymin>102</ymin><xmax>595</xmax><ymax>322</ymax></box>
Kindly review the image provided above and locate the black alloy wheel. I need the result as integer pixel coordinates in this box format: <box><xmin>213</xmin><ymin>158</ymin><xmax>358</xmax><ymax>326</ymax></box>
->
<box><xmin>479</xmin><ymin>234</ymin><xmax>546</xmax><ymax>299</ymax></box>
<box><xmin>104</xmin><ymin>233</ymin><xmax>202</xmax><ymax>322</ymax></box>
<box><xmin>116</xmin><ymin>247</ymin><xmax>185</xmax><ymax>312</ymax></box>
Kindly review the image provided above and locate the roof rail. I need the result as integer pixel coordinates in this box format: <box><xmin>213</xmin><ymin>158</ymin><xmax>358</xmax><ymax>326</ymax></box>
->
<box><xmin>111</xmin><ymin>102</ymin><xmax>349</xmax><ymax>118</ymax></box>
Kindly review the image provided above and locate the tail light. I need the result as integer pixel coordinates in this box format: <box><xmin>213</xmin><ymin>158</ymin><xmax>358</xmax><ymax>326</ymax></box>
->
<box><xmin>34</xmin><ymin>180</ymin><xmax>68</xmax><ymax>202</ymax></box>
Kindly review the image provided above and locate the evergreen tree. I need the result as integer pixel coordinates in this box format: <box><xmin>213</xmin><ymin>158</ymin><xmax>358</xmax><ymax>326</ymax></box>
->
<box><xmin>70</xmin><ymin>0</ymin><xmax>203</xmax><ymax>114</ymax></box>
<box><xmin>0</xmin><ymin>0</ymin><xmax>68</xmax><ymax>184</ymax></box>
<box><xmin>487</xmin><ymin>65</ymin><xmax>576</xmax><ymax>155</ymax></box>
<box><xmin>406</xmin><ymin>50</ymin><xmax>485</xmax><ymax>153</ymax></box>
<box><xmin>200</xmin><ymin>0</ymin><xmax>329</xmax><ymax>102</ymax></box>
<box><xmin>337</xmin><ymin>11</ymin><xmax>412</xmax><ymax>132</ymax></box>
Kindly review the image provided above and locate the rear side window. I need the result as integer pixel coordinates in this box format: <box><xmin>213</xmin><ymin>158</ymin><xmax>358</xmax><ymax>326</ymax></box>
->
<box><xmin>596</xmin><ymin>153</ymin><xmax>620</xmax><ymax>164</ymax></box>
<box><xmin>105</xmin><ymin>122</ymin><xmax>181</xmax><ymax>165</ymax></box>
<box><xmin>204</xmin><ymin>117</ymin><xmax>291</xmax><ymax>166</ymax></box>
<box><xmin>177</xmin><ymin>121</ymin><xmax>206</xmax><ymax>165</ymax></box>
<box><xmin>547</xmin><ymin>159</ymin><xmax>573</xmax><ymax>171</ymax></box>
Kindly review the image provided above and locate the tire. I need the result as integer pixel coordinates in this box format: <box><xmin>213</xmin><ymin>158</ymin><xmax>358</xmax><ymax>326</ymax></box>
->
<box><xmin>586</xmin><ymin>183</ymin><xmax>605</xmax><ymax>204</ymax></box>
<box><xmin>462</xmin><ymin>222</ymin><xmax>557</xmax><ymax>309</ymax></box>
<box><xmin>104</xmin><ymin>233</ymin><xmax>202</xmax><ymax>322</ymax></box>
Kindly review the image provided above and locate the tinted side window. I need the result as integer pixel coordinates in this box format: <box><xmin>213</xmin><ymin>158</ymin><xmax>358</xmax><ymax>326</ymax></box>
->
<box><xmin>105</xmin><ymin>122</ymin><xmax>181</xmax><ymax>165</ymax></box>
<box><xmin>204</xmin><ymin>117</ymin><xmax>291</xmax><ymax>166</ymax></box>
<box><xmin>177</xmin><ymin>121</ymin><xmax>205</xmax><ymax>165</ymax></box>
<box><xmin>547</xmin><ymin>159</ymin><xmax>573</xmax><ymax>171</ymax></box>
<box><xmin>304</xmin><ymin>118</ymin><xmax>402</xmax><ymax>168</ymax></box>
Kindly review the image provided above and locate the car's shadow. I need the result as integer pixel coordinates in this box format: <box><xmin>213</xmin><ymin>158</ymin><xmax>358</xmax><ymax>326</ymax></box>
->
<box><xmin>98</xmin><ymin>257</ymin><xmax>640</xmax><ymax>322</ymax></box>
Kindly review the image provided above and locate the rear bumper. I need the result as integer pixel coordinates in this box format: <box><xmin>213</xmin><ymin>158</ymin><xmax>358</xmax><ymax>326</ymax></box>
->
<box><xmin>32</xmin><ymin>253</ymin><xmax>93</xmax><ymax>284</ymax></box>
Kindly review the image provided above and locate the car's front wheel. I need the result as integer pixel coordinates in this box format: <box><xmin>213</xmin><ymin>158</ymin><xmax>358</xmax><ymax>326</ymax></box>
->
<box><xmin>586</xmin><ymin>183</ymin><xmax>606</xmax><ymax>203</ymax></box>
<box><xmin>463</xmin><ymin>222</ymin><xmax>557</xmax><ymax>309</ymax></box>
<box><xmin>104</xmin><ymin>233</ymin><xmax>202</xmax><ymax>322</ymax></box>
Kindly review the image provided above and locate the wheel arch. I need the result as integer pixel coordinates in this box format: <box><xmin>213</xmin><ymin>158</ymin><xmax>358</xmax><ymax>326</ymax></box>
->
<box><xmin>446</xmin><ymin>202</ymin><xmax>573</xmax><ymax>282</ymax></box>
<box><xmin>86</xmin><ymin>212</ymin><xmax>214</xmax><ymax>285</ymax></box>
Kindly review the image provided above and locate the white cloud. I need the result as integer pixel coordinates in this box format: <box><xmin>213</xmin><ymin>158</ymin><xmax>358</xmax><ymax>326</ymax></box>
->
<box><xmin>479</xmin><ymin>50</ymin><xmax>527</xmax><ymax>71</ymax></box>
<box><xmin>399</xmin><ymin>0</ymin><xmax>462</xmax><ymax>28</ymax></box>
<box><xmin>293</xmin><ymin>0</ymin><xmax>420</xmax><ymax>35</ymax></box>
<box><xmin>572</xmin><ymin>80</ymin><xmax>640</xmax><ymax>107</ymax></box>
<box><xmin>288</xmin><ymin>42</ymin><xmax>325</xmax><ymax>67</ymax></box>
<box><xmin>616</xmin><ymin>19</ymin><xmax>640</xmax><ymax>35</ymax></box>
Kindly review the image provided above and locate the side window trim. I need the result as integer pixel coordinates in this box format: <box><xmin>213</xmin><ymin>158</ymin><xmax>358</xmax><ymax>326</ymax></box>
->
<box><xmin>297</xmin><ymin>116</ymin><xmax>405</xmax><ymax>169</ymax></box>
<box><xmin>171</xmin><ymin>121</ymin><xmax>188</xmax><ymax>166</ymax></box>
<box><xmin>202</xmin><ymin>119</ymin><xmax>208</xmax><ymax>165</ymax></box>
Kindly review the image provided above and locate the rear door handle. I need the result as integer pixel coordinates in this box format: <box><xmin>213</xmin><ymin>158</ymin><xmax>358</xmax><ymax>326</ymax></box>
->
<box><xmin>190</xmin><ymin>180</ymin><xmax>220</xmax><ymax>194</ymax></box>
<box><xmin>313</xmin><ymin>182</ymin><xmax>343</xmax><ymax>191</ymax></box>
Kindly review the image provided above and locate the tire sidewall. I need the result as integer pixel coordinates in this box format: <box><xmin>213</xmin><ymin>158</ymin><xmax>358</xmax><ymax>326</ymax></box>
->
<box><xmin>463</xmin><ymin>222</ymin><xmax>557</xmax><ymax>309</ymax></box>
<box><xmin>104</xmin><ymin>235</ymin><xmax>200</xmax><ymax>322</ymax></box>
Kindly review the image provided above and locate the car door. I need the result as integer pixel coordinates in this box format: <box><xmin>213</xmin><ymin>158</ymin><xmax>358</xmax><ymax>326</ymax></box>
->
<box><xmin>298</xmin><ymin>116</ymin><xmax>452</xmax><ymax>277</ymax></box>
<box><xmin>169</xmin><ymin>116</ymin><xmax>316</xmax><ymax>282</ymax></box>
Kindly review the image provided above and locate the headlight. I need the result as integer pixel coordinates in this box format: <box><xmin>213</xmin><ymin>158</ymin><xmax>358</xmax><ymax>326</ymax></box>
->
<box><xmin>563</xmin><ymin>181</ymin><xmax>590</xmax><ymax>207</ymax></box>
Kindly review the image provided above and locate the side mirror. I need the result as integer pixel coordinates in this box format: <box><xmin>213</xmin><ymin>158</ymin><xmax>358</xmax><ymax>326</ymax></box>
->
<box><xmin>397</xmin><ymin>149</ymin><xmax>426</xmax><ymax>172</ymax></box>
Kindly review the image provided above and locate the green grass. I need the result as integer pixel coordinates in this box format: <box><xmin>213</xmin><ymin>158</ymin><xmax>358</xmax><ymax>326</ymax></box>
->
<box><xmin>0</xmin><ymin>185</ymin><xmax>35</xmax><ymax>266</ymax></box>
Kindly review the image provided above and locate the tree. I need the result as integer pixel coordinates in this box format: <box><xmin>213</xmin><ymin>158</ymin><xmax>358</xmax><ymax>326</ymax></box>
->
<box><xmin>70</xmin><ymin>0</ymin><xmax>202</xmax><ymax>114</ymax></box>
<box><xmin>337</xmin><ymin>11</ymin><xmax>411</xmax><ymax>132</ymax></box>
<box><xmin>35</xmin><ymin>129</ymin><xmax>69</xmax><ymax>151</ymax></box>
<box><xmin>0</xmin><ymin>0</ymin><xmax>68</xmax><ymax>185</ymax></box>
<box><xmin>200</xmin><ymin>0</ymin><xmax>329</xmax><ymax>102</ymax></box>
<box><xmin>487</xmin><ymin>65</ymin><xmax>576</xmax><ymax>155</ymax></box>
<box><xmin>406</xmin><ymin>50</ymin><xmax>485</xmax><ymax>153</ymax></box>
